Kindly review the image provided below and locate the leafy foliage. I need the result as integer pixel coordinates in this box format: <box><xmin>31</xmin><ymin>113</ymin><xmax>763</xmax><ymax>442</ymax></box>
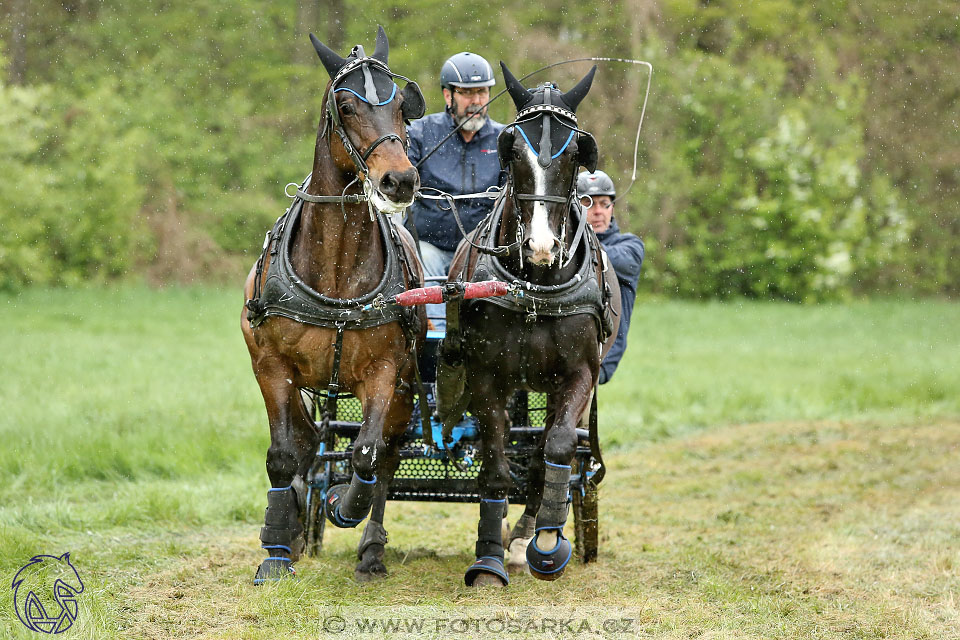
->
<box><xmin>0</xmin><ymin>1</ymin><xmax>955</xmax><ymax>297</ymax></box>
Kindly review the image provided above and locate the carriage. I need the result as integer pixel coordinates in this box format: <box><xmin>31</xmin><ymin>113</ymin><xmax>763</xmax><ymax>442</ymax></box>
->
<box><xmin>300</xmin><ymin>277</ymin><xmax>604</xmax><ymax>564</ymax></box>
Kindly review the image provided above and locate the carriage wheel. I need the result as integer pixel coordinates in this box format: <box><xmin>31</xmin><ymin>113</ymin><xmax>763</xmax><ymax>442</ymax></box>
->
<box><xmin>572</xmin><ymin>482</ymin><xmax>599</xmax><ymax>563</ymax></box>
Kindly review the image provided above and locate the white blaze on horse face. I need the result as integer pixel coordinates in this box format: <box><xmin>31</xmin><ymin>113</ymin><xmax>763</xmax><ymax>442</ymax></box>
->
<box><xmin>523</xmin><ymin>145</ymin><xmax>558</xmax><ymax>266</ymax></box>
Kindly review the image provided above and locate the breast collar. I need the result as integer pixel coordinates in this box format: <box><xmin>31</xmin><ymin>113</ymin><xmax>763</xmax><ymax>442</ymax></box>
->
<box><xmin>246</xmin><ymin>194</ymin><xmax>414</xmax><ymax>331</ymax></box>
<box><xmin>463</xmin><ymin>199</ymin><xmax>611</xmax><ymax>338</ymax></box>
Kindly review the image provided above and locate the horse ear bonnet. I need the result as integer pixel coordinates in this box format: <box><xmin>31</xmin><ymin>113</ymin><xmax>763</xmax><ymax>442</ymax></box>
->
<box><xmin>310</xmin><ymin>33</ymin><xmax>347</xmax><ymax>78</ymax></box>
<box><xmin>371</xmin><ymin>25</ymin><xmax>389</xmax><ymax>64</ymax></box>
<box><xmin>499</xmin><ymin>61</ymin><xmax>599</xmax><ymax>168</ymax></box>
<box><xmin>559</xmin><ymin>65</ymin><xmax>597</xmax><ymax>113</ymax></box>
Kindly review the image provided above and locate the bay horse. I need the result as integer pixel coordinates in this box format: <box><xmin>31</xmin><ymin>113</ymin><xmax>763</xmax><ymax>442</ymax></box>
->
<box><xmin>241</xmin><ymin>27</ymin><xmax>427</xmax><ymax>583</ymax></box>
<box><xmin>439</xmin><ymin>62</ymin><xmax>621</xmax><ymax>586</ymax></box>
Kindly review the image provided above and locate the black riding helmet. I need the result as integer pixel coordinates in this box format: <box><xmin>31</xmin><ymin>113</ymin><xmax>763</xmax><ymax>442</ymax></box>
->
<box><xmin>440</xmin><ymin>52</ymin><xmax>496</xmax><ymax>89</ymax></box>
<box><xmin>577</xmin><ymin>170</ymin><xmax>616</xmax><ymax>202</ymax></box>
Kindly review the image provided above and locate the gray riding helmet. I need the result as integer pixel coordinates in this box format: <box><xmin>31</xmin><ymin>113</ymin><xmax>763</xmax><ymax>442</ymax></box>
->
<box><xmin>577</xmin><ymin>170</ymin><xmax>616</xmax><ymax>202</ymax></box>
<box><xmin>440</xmin><ymin>52</ymin><xmax>496</xmax><ymax>89</ymax></box>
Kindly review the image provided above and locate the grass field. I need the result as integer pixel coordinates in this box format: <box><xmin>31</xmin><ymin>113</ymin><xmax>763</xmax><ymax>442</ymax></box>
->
<box><xmin>1</xmin><ymin>287</ymin><xmax>958</xmax><ymax>639</ymax></box>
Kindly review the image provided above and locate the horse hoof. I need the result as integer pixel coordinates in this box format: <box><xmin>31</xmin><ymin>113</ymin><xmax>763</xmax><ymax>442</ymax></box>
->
<box><xmin>464</xmin><ymin>557</ymin><xmax>509</xmax><ymax>587</ymax></box>
<box><xmin>253</xmin><ymin>557</ymin><xmax>296</xmax><ymax>585</ymax></box>
<box><xmin>355</xmin><ymin>563</ymin><xmax>388</xmax><ymax>582</ymax></box>
<box><xmin>355</xmin><ymin>544</ymin><xmax>387</xmax><ymax>582</ymax></box>
<box><xmin>526</xmin><ymin>530</ymin><xmax>572</xmax><ymax>581</ymax></box>
<box><xmin>324</xmin><ymin>484</ymin><xmax>365</xmax><ymax>529</ymax></box>
<box><xmin>471</xmin><ymin>573</ymin><xmax>508</xmax><ymax>587</ymax></box>
<box><xmin>506</xmin><ymin>537</ymin><xmax>532</xmax><ymax>575</ymax></box>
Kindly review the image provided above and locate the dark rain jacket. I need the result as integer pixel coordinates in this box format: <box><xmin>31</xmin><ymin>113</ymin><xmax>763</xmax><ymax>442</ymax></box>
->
<box><xmin>407</xmin><ymin>111</ymin><xmax>506</xmax><ymax>251</ymax></box>
<box><xmin>597</xmin><ymin>218</ymin><xmax>645</xmax><ymax>384</ymax></box>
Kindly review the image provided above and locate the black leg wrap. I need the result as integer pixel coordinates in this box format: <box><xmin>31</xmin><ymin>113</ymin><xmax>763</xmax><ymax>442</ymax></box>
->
<box><xmin>527</xmin><ymin>463</ymin><xmax>573</xmax><ymax>580</ymax></box>
<box><xmin>325</xmin><ymin>473</ymin><xmax>377</xmax><ymax>528</ymax></box>
<box><xmin>465</xmin><ymin>499</ymin><xmax>509</xmax><ymax>586</ymax></box>
<box><xmin>255</xmin><ymin>482</ymin><xmax>305</xmax><ymax>584</ymax></box>
<box><xmin>538</xmin><ymin>462</ymin><xmax>572</xmax><ymax>526</ymax></box>
<box><xmin>259</xmin><ymin>485</ymin><xmax>303</xmax><ymax>552</ymax></box>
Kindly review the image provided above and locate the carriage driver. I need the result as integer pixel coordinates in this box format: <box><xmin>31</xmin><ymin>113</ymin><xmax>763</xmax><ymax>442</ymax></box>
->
<box><xmin>578</xmin><ymin>170</ymin><xmax>645</xmax><ymax>384</ymax></box>
<box><xmin>406</xmin><ymin>52</ymin><xmax>506</xmax><ymax>329</ymax></box>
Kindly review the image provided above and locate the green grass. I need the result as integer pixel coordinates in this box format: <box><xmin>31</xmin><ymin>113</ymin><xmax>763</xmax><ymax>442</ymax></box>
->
<box><xmin>603</xmin><ymin>297</ymin><xmax>960</xmax><ymax>446</ymax></box>
<box><xmin>0</xmin><ymin>287</ymin><xmax>958</xmax><ymax>638</ymax></box>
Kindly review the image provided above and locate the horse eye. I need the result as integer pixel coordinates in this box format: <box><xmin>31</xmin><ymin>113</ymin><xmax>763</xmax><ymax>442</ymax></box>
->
<box><xmin>340</xmin><ymin>102</ymin><xmax>356</xmax><ymax>116</ymax></box>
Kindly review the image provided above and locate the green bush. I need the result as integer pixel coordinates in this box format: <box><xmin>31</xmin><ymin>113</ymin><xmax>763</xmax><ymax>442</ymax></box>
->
<box><xmin>629</xmin><ymin>47</ymin><xmax>911</xmax><ymax>301</ymax></box>
<box><xmin>0</xmin><ymin>76</ymin><xmax>146</xmax><ymax>290</ymax></box>
<box><xmin>1</xmin><ymin>1</ymin><xmax>949</xmax><ymax>297</ymax></box>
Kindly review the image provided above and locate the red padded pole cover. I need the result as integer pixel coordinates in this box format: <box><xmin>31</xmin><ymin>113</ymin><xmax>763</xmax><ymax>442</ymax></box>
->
<box><xmin>393</xmin><ymin>287</ymin><xmax>444</xmax><ymax>306</ymax></box>
<box><xmin>392</xmin><ymin>281</ymin><xmax>510</xmax><ymax>306</ymax></box>
<box><xmin>463</xmin><ymin>280</ymin><xmax>510</xmax><ymax>299</ymax></box>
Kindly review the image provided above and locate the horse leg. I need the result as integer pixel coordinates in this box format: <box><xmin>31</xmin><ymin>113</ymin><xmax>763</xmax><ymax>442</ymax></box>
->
<box><xmin>526</xmin><ymin>373</ymin><xmax>593</xmax><ymax>581</ymax></box>
<box><xmin>354</xmin><ymin>367</ymin><xmax>415</xmax><ymax>580</ymax></box>
<box><xmin>507</xmin><ymin>456</ymin><xmax>542</xmax><ymax>575</ymax></box>
<box><xmin>254</xmin><ymin>364</ymin><xmax>319</xmax><ymax>584</ymax></box>
<box><xmin>323</xmin><ymin>366</ymin><xmax>397</xmax><ymax>529</ymax></box>
<box><xmin>506</xmin><ymin>394</ymin><xmax>552</xmax><ymax>574</ymax></box>
<box><xmin>355</xmin><ymin>437</ymin><xmax>401</xmax><ymax>581</ymax></box>
<box><xmin>465</xmin><ymin>394</ymin><xmax>511</xmax><ymax>587</ymax></box>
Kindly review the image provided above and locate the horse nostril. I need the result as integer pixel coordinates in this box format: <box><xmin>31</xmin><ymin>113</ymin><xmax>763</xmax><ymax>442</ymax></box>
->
<box><xmin>380</xmin><ymin>169</ymin><xmax>418</xmax><ymax>203</ymax></box>
<box><xmin>380</xmin><ymin>173</ymin><xmax>399</xmax><ymax>197</ymax></box>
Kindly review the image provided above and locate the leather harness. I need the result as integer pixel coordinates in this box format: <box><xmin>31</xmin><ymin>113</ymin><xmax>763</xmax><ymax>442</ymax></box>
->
<box><xmin>245</xmin><ymin>193</ymin><xmax>418</xmax><ymax>332</ymax></box>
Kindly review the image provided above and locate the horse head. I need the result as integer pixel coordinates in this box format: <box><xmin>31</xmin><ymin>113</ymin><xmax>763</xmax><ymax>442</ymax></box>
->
<box><xmin>310</xmin><ymin>26</ymin><xmax>425</xmax><ymax>213</ymax></box>
<box><xmin>497</xmin><ymin>62</ymin><xmax>598</xmax><ymax>268</ymax></box>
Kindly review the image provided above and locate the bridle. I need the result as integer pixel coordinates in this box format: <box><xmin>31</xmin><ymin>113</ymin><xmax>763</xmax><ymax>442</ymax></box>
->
<box><xmin>295</xmin><ymin>46</ymin><xmax>424</xmax><ymax>210</ymax></box>
<box><xmin>501</xmin><ymin>90</ymin><xmax>594</xmax><ymax>268</ymax></box>
<box><xmin>437</xmin><ymin>93</ymin><xmax>594</xmax><ymax>264</ymax></box>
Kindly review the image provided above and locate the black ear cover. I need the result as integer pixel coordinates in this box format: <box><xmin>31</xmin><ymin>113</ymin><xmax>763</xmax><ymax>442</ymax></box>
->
<box><xmin>578</xmin><ymin>133</ymin><xmax>598</xmax><ymax>172</ymax></box>
<box><xmin>400</xmin><ymin>82</ymin><xmax>425</xmax><ymax>123</ymax></box>
<box><xmin>310</xmin><ymin>33</ymin><xmax>347</xmax><ymax>78</ymax></box>
<box><xmin>497</xmin><ymin>127</ymin><xmax>516</xmax><ymax>169</ymax></box>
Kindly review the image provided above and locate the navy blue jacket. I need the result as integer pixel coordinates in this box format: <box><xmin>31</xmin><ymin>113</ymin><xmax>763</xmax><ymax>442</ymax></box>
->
<box><xmin>407</xmin><ymin>111</ymin><xmax>505</xmax><ymax>251</ymax></box>
<box><xmin>597</xmin><ymin>218</ymin><xmax>644</xmax><ymax>384</ymax></box>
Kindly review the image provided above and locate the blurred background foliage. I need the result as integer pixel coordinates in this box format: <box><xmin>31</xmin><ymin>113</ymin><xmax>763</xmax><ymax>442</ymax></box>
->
<box><xmin>0</xmin><ymin>0</ymin><xmax>956</xmax><ymax>300</ymax></box>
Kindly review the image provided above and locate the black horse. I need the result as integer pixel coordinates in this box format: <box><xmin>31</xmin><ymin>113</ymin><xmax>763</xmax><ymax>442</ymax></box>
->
<box><xmin>439</xmin><ymin>63</ymin><xmax>620</xmax><ymax>586</ymax></box>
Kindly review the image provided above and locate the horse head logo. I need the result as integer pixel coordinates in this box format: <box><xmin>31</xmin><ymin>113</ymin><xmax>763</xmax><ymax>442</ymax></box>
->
<box><xmin>11</xmin><ymin>553</ymin><xmax>84</xmax><ymax>634</ymax></box>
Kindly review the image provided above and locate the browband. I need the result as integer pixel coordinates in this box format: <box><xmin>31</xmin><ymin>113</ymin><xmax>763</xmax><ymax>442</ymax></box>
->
<box><xmin>515</xmin><ymin>103</ymin><xmax>578</xmax><ymax>126</ymax></box>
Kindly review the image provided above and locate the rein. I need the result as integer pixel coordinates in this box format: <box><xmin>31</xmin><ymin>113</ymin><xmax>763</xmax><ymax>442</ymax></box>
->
<box><xmin>418</xmin><ymin>187</ymin><xmax>523</xmax><ymax>258</ymax></box>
